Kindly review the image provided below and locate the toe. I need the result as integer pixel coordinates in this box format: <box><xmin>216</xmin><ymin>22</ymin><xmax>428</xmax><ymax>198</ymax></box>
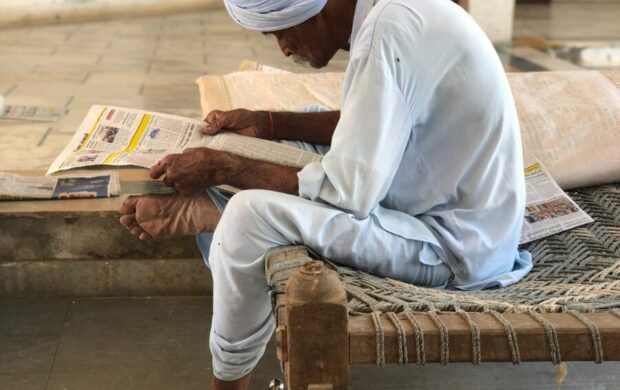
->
<box><xmin>139</xmin><ymin>231</ymin><xmax>153</xmax><ymax>241</ymax></box>
<box><xmin>119</xmin><ymin>213</ymin><xmax>137</xmax><ymax>228</ymax></box>
<box><xmin>130</xmin><ymin>226</ymin><xmax>144</xmax><ymax>237</ymax></box>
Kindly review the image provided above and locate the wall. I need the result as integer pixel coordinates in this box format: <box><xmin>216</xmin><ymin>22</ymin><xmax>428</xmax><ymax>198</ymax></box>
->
<box><xmin>461</xmin><ymin>0</ymin><xmax>516</xmax><ymax>43</ymax></box>
<box><xmin>0</xmin><ymin>0</ymin><xmax>222</xmax><ymax>28</ymax></box>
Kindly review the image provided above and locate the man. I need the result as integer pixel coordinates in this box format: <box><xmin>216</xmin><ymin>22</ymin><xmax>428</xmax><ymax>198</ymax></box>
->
<box><xmin>118</xmin><ymin>0</ymin><xmax>532</xmax><ymax>388</ymax></box>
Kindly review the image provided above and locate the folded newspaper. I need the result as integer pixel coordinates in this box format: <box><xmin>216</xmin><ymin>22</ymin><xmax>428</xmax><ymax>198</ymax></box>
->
<box><xmin>46</xmin><ymin>105</ymin><xmax>321</xmax><ymax>176</ymax></box>
<box><xmin>0</xmin><ymin>172</ymin><xmax>120</xmax><ymax>200</ymax></box>
<box><xmin>520</xmin><ymin>162</ymin><xmax>593</xmax><ymax>244</ymax></box>
<box><xmin>0</xmin><ymin>95</ymin><xmax>67</xmax><ymax>122</ymax></box>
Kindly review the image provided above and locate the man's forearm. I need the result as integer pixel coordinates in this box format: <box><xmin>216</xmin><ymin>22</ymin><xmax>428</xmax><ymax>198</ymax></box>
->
<box><xmin>227</xmin><ymin>153</ymin><xmax>300</xmax><ymax>195</ymax></box>
<box><xmin>270</xmin><ymin>111</ymin><xmax>339</xmax><ymax>145</ymax></box>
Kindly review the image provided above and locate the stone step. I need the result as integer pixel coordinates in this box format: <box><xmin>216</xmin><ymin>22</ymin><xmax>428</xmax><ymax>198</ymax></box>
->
<box><xmin>0</xmin><ymin>169</ymin><xmax>212</xmax><ymax>297</ymax></box>
<box><xmin>1</xmin><ymin>258</ymin><xmax>211</xmax><ymax>298</ymax></box>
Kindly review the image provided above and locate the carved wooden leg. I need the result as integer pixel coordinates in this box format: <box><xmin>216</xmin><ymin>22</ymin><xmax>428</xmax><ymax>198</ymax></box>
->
<box><xmin>285</xmin><ymin>261</ymin><xmax>349</xmax><ymax>390</ymax></box>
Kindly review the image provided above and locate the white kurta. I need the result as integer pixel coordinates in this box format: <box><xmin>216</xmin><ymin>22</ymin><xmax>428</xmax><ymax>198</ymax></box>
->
<box><xmin>298</xmin><ymin>0</ymin><xmax>531</xmax><ymax>289</ymax></box>
<box><xmin>201</xmin><ymin>0</ymin><xmax>532</xmax><ymax>380</ymax></box>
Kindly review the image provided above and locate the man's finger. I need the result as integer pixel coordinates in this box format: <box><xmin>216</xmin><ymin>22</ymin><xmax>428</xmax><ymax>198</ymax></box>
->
<box><xmin>202</xmin><ymin>110</ymin><xmax>223</xmax><ymax>134</ymax></box>
<box><xmin>150</xmin><ymin>155</ymin><xmax>174</xmax><ymax>179</ymax></box>
<box><xmin>150</xmin><ymin>160</ymin><xmax>166</xmax><ymax>179</ymax></box>
<box><xmin>204</xmin><ymin>110</ymin><xmax>222</xmax><ymax>126</ymax></box>
<box><xmin>118</xmin><ymin>196</ymin><xmax>139</xmax><ymax>215</ymax></box>
<box><xmin>163</xmin><ymin>174</ymin><xmax>176</xmax><ymax>188</ymax></box>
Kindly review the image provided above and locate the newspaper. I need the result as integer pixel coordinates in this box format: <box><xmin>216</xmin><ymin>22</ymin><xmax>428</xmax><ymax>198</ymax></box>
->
<box><xmin>196</xmin><ymin>71</ymin><xmax>344</xmax><ymax>113</ymax></box>
<box><xmin>511</xmin><ymin>70</ymin><xmax>620</xmax><ymax>190</ymax></box>
<box><xmin>0</xmin><ymin>172</ymin><xmax>120</xmax><ymax>200</ymax></box>
<box><xmin>520</xmin><ymin>162</ymin><xmax>593</xmax><ymax>244</ymax></box>
<box><xmin>47</xmin><ymin>105</ymin><xmax>322</xmax><ymax>176</ymax></box>
<box><xmin>0</xmin><ymin>97</ymin><xmax>67</xmax><ymax>122</ymax></box>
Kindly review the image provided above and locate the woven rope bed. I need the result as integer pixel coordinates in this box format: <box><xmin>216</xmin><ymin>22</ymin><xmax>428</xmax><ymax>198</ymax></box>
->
<box><xmin>265</xmin><ymin>182</ymin><xmax>620</xmax><ymax>388</ymax></box>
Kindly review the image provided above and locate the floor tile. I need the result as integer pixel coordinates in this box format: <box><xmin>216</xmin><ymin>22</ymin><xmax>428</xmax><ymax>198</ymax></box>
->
<box><xmin>0</xmin><ymin>373</ymin><xmax>49</xmax><ymax>390</ymax></box>
<box><xmin>0</xmin><ymin>298</ymin><xmax>69</xmax><ymax>375</ymax></box>
<box><xmin>348</xmin><ymin>362</ymin><xmax>620</xmax><ymax>390</ymax></box>
<box><xmin>46</xmin><ymin>297</ymin><xmax>213</xmax><ymax>390</ymax></box>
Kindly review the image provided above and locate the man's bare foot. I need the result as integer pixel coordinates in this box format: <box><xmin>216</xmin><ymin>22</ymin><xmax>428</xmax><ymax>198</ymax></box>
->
<box><xmin>118</xmin><ymin>192</ymin><xmax>220</xmax><ymax>240</ymax></box>
<box><xmin>210</xmin><ymin>372</ymin><xmax>252</xmax><ymax>390</ymax></box>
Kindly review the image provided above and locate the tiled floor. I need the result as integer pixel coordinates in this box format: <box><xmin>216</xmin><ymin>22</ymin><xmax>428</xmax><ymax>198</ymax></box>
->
<box><xmin>0</xmin><ymin>9</ymin><xmax>348</xmax><ymax>171</ymax></box>
<box><xmin>1</xmin><ymin>297</ymin><xmax>618</xmax><ymax>390</ymax></box>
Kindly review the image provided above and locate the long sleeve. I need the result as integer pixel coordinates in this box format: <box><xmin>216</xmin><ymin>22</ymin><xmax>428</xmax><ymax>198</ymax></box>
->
<box><xmin>298</xmin><ymin>52</ymin><xmax>414</xmax><ymax>218</ymax></box>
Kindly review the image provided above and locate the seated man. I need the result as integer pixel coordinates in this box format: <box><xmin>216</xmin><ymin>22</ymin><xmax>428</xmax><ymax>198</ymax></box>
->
<box><xmin>118</xmin><ymin>0</ymin><xmax>532</xmax><ymax>388</ymax></box>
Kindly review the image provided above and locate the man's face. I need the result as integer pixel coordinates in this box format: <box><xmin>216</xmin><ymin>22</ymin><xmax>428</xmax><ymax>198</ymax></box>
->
<box><xmin>266</xmin><ymin>16</ymin><xmax>340</xmax><ymax>69</ymax></box>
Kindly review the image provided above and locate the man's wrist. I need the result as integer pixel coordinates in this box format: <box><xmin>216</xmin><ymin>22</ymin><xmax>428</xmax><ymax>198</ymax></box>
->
<box><xmin>256</xmin><ymin>110</ymin><xmax>272</xmax><ymax>140</ymax></box>
<box><xmin>224</xmin><ymin>153</ymin><xmax>250</xmax><ymax>188</ymax></box>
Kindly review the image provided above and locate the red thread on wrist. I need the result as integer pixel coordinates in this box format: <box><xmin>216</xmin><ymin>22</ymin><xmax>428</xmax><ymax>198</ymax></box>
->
<box><xmin>267</xmin><ymin>111</ymin><xmax>274</xmax><ymax>140</ymax></box>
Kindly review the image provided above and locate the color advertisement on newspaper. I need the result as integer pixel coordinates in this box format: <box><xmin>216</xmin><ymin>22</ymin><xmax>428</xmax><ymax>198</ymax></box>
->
<box><xmin>47</xmin><ymin>105</ymin><xmax>208</xmax><ymax>175</ymax></box>
<box><xmin>520</xmin><ymin>162</ymin><xmax>593</xmax><ymax>244</ymax></box>
<box><xmin>0</xmin><ymin>172</ymin><xmax>120</xmax><ymax>200</ymax></box>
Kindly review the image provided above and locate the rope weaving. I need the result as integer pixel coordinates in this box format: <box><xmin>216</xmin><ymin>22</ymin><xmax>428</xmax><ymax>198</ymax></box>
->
<box><xmin>266</xmin><ymin>182</ymin><xmax>620</xmax><ymax>366</ymax></box>
<box><xmin>567</xmin><ymin>310</ymin><xmax>604</xmax><ymax>363</ymax></box>
<box><xmin>456</xmin><ymin>309</ymin><xmax>482</xmax><ymax>365</ymax></box>
<box><xmin>371</xmin><ymin>312</ymin><xmax>386</xmax><ymax>366</ymax></box>
<box><xmin>386</xmin><ymin>312</ymin><xmax>408</xmax><ymax>365</ymax></box>
<box><xmin>427</xmin><ymin>310</ymin><xmax>450</xmax><ymax>365</ymax></box>
<box><xmin>528</xmin><ymin>309</ymin><xmax>562</xmax><ymax>364</ymax></box>
<box><xmin>404</xmin><ymin>312</ymin><xmax>426</xmax><ymax>365</ymax></box>
<box><xmin>487</xmin><ymin>310</ymin><xmax>521</xmax><ymax>364</ymax></box>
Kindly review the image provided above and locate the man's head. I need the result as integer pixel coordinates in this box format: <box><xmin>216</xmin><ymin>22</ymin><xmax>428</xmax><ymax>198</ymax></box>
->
<box><xmin>224</xmin><ymin>0</ymin><xmax>356</xmax><ymax>69</ymax></box>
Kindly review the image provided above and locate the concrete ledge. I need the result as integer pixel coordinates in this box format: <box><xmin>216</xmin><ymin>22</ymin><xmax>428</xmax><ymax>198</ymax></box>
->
<box><xmin>0</xmin><ymin>258</ymin><xmax>211</xmax><ymax>297</ymax></box>
<box><xmin>1</xmin><ymin>216</ymin><xmax>201</xmax><ymax>261</ymax></box>
<box><xmin>0</xmin><ymin>0</ymin><xmax>222</xmax><ymax>28</ymax></box>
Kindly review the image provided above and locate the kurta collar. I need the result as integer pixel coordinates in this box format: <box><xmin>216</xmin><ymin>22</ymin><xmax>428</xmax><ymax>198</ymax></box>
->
<box><xmin>350</xmin><ymin>0</ymin><xmax>377</xmax><ymax>49</ymax></box>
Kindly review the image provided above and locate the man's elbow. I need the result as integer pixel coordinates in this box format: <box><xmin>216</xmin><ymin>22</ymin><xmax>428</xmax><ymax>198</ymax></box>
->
<box><xmin>346</xmin><ymin>199</ymin><xmax>376</xmax><ymax>220</ymax></box>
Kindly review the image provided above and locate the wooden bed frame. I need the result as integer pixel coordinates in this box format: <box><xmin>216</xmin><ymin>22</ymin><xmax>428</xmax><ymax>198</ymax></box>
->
<box><xmin>267</xmin><ymin>247</ymin><xmax>620</xmax><ymax>390</ymax></box>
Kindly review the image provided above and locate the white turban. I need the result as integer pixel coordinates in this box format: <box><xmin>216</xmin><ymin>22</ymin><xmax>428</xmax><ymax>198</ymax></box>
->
<box><xmin>224</xmin><ymin>0</ymin><xmax>328</xmax><ymax>32</ymax></box>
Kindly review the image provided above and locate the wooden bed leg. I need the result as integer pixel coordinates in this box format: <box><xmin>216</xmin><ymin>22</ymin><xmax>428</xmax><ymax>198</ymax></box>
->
<box><xmin>285</xmin><ymin>261</ymin><xmax>349</xmax><ymax>390</ymax></box>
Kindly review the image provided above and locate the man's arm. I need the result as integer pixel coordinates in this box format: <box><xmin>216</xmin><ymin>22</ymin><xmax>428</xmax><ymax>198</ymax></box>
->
<box><xmin>271</xmin><ymin>110</ymin><xmax>340</xmax><ymax>145</ymax></box>
<box><xmin>150</xmin><ymin>148</ymin><xmax>300</xmax><ymax>195</ymax></box>
<box><xmin>228</xmin><ymin>154</ymin><xmax>300</xmax><ymax>194</ymax></box>
<box><xmin>203</xmin><ymin>109</ymin><xmax>339</xmax><ymax>145</ymax></box>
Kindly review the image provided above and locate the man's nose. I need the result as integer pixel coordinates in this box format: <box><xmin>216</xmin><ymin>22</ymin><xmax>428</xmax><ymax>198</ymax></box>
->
<box><xmin>277</xmin><ymin>38</ymin><xmax>292</xmax><ymax>57</ymax></box>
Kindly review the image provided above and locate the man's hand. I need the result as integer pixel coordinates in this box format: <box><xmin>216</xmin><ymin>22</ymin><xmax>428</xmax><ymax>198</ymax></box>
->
<box><xmin>149</xmin><ymin>147</ymin><xmax>239</xmax><ymax>195</ymax></box>
<box><xmin>203</xmin><ymin>109</ymin><xmax>270</xmax><ymax>139</ymax></box>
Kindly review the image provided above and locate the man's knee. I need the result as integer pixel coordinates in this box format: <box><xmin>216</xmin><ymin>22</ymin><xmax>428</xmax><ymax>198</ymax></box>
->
<box><xmin>212</xmin><ymin>190</ymin><xmax>290</xmax><ymax>259</ymax></box>
<box><xmin>220</xmin><ymin>190</ymin><xmax>272</xmax><ymax>226</ymax></box>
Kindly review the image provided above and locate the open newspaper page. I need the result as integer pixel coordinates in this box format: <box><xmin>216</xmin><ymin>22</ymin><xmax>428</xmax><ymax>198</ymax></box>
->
<box><xmin>0</xmin><ymin>172</ymin><xmax>120</xmax><ymax>200</ymax></box>
<box><xmin>207</xmin><ymin>132</ymin><xmax>321</xmax><ymax>168</ymax></box>
<box><xmin>47</xmin><ymin>105</ymin><xmax>322</xmax><ymax>177</ymax></box>
<box><xmin>520</xmin><ymin>162</ymin><xmax>593</xmax><ymax>244</ymax></box>
<box><xmin>512</xmin><ymin>71</ymin><xmax>620</xmax><ymax>189</ymax></box>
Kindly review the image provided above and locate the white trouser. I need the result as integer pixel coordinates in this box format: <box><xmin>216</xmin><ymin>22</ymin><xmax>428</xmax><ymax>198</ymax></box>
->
<box><xmin>197</xmin><ymin>190</ymin><xmax>453</xmax><ymax>381</ymax></box>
